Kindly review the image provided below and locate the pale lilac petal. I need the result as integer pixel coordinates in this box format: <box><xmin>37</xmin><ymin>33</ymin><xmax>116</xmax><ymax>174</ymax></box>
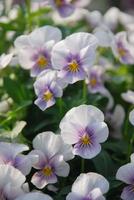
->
<box><xmin>50</xmin><ymin>155</ymin><xmax>70</xmax><ymax>177</ymax></box>
<box><xmin>73</xmin><ymin>141</ymin><xmax>101</xmax><ymax>159</ymax></box>
<box><xmin>31</xmin><ymin>171</ymin><xmax>57</xmax><ymax>189</ymax></box>
<box><xmin>121</xmin><ymin>185</ymin><xmax>134</xmax><ymax>200</ymax></box>
<box><xmin>14</xmin><ymin>154</ymin><xmax>32</xmax><ymax>175</ymax></box>
<box><xmin>116</xmin><ymin>163</ymin><xmax>134</xmax><ymax>184</ymax></box>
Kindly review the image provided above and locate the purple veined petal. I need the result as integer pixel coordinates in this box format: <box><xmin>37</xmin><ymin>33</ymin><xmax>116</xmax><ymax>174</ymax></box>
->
<box><xmin>49</xmin><ymin>81</ymin><xmax>63</xmax><ymax>98</ymax></box>
<box><xmin>58</xmin><ymin>66</ymin><xmax>86</xmax><ymax>84</ymax></box>
<box><xmin>30</xmin><ymin>63</ymin><xmax>49</xmax><ymax>77</ymax></box>
<box><xmin>31</xmin><ymin>170</ymin><xmax>57</xmax><ymax>189</ymax></box>
<box><xmin>57</xmin><ymin>3</ymin><xmax>75</xmax><ymax>17</ymax></box>
<box><xmin>73</xmin><ymin>139</ymin><xmax>101</xmax><ymax>159</ymax></box>
<box><xmin>34</xmin><ymin>97</ymin><xmax>47</xmax><ymax>111</ymax></box>
<box><xmin>34</xmin><ymin>96</ymin><xmax>55</xmax><ymax>111</ymax></box>
<box><xmin>121</xmin><ymin>185</ymin><xmax>134</xmax><ymax>200</ymax></box>
<box><xmin>116</xmin><ymin>163</ymin><xmax>134</xmax><ymax>185</ymax></box>
<box><xmin>50</xmin><ymin>154</ymin><xmax>70</xmax><ymax>177</ymax></box>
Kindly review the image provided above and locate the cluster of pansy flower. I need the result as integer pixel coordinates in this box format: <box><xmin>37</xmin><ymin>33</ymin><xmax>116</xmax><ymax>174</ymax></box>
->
<box><xmin>1</xmin><ymin>1</ymin><xmax>134</xmax><ymax>200</ymax></box>
<box><xmin>0</xmin><ymin>104</ymin><xmax>111</xmax><ymax>199</ymax></box>
<box><xmin>13</xmin><ymin>24</ymin><xmax>134</xmax><ymax>112</ymax></box>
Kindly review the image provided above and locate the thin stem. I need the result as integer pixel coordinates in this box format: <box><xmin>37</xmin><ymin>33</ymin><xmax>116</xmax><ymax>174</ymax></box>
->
<box><xmin>58</xmin><ymin>98</ymin><xmax>63</xmax><ymax>115</ymax></box>
<box><xmin>25</xmin><ymin>0</ymin><xmax>32</xmax><ymax>31</ymax></box>
<box><xmin>83</xmin><ymin>80</ymin><xmax>87</xmax><ymax>102</ymax></box>
<box><xmin>81</xmin><ymin>158</ymin><xmax>85</xmax><ymax>173</ymax></box>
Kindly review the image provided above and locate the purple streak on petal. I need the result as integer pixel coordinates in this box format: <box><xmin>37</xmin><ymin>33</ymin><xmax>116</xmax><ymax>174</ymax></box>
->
<box><xmin>73</xmin><ymin>127</ymin><xmax>101</xmax><ymax>159</ymax></box>
<box><xmin>34</xmin><ymin>97</ymin><xmax>47</xmax><ymax>111</ymax></box>
<box><xmin>30</xmin><ymin>49</ymin><xmax>52</xmax><ymax>77</ymax></box>
<box><xmin>57</xmin><ymin>4</ymin><xmax>74</xmax><ymax>17</ymax></box>
<box><xmin>121</xmin><ymin>185</ymin><xmax>134</xmax><ymax>200</ymax></box>
<box><xmin>32</xmin><ymin>170</ymin><xmax>57</xmax><ymax>189</ymax></box>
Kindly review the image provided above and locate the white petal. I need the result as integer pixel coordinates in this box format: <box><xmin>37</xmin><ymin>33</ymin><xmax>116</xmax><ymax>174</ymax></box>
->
<box><xmin>116</xmin><ymin>163</ymin><xmax>134</xmax><ymax>184</ymax></box>
<box><xmin>71</xmin><ymin>173</ymin><xmax>109</xmax><ymax>196</ymax></box>
<box><xmin>15</xmin><ymin>192</ymin><xmax>53</xmax><ymax>200</ymax></box>
<box><xmin>65</xmin><ymin>32</ymin><xmax>98</xmax><ymax>54</ymax></box>
<box><xmin>51</xmin><ymin>40</ymin><xmax>70</xmax><ymax>69</ymax></box>
<box><xmin>33</xmin><ymin>132</ymin><xmax>62</xmax><ymax>158</ymax></box>
<box><xmin>0</xmin><ymin>164</ymin><xmax>25</xmax><ymax>188</ymax></box>
<box><xmin>92</xmin><ymin>122</ymin><xmax>109</xmax><ymax>143</ymax></box>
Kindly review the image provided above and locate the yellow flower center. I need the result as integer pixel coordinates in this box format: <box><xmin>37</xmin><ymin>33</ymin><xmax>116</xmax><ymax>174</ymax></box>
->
<box><xmin>55</xmin><ymin>0</ymin><xmax>63</xmax><ymax>6</ymax></box>
<box><xmin>42</xmin><ymin>166</ymin><xmax>52</xmax><ymax>176</ymax></box>
<box><xmin>90</xmin><ymin>78</ymin><xmax>97</xmax><ymax>87</ymax></box>
<box><xmin>118</xmin><ymin>48</ymin><xmax>126</xmax><ymax>57</ymax></box>
<box><xmin>68</xmin><ymin>60</ymin><xmax>79</xmax><ymax>73</ymax></box>
<box><xmin>37</xmin><ymin>55</ymin><xmax>48</xmax><ymax>68</ymax></box>
<box><xmin>81</xmin><ymin>135</ymin><xmax>91</xmax><ymax>145</ymax></box>
<box><xmin>43</xmin><ymin>90</ymin><xmax>53</xmax><ymax>101</ymax></box>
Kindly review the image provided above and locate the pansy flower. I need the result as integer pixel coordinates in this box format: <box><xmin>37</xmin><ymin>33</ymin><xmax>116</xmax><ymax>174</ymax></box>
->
<box><xmin>15</xmin><ymin>192</ymin><xmax>53</xmax><ymax>200</ymax></box>
<box><xmin>66</xmin><ymin>172</ymin><xmax>109</xmax><ymax>200</ymax></box>
<box><xmin>52</xmin><ymin>32</ymin><xmax>98</xmax><ymax>84</ymax></box>
<box><xmin>0</xmin><ymin>164</ymin><xmax>26</xmax><ymax>200</ymax></box>
<box><xmin>60</xmin><ymin>105</ymin><xmax>109</xmax><ymax>159</ymax></box>
<box><xmin>30</xmin><ymin>131</ymin><xmax>72</xmax><ymax>189</ymax></box>
<box><xmin>34</xmin><ymin>70</ymin><xmax>63</xmax><ymax>111</ymax></box>
<box><xmin>116</xmin><ymin>155</ymin><xmax>134</xmax><ymax>200</ymax></box>
<box><xmin>49</xmin><ymin>0</ymin><xmax>74</xmax><ymax>17</ymax></box>
<box><xmin>86</xmin><ymin>65</ymin><xmax>114</xmax><ymax>110</ymax></box>
<box><xmin>0</xmin><ymin>142</ymin><xmax>35</xmax><ymax>175</ymax></box>
<box><xmin>14</xmin><ymin>26</ymin><xmax>62</xmax><ymax>77</ymax></box>
<box><xmin>111</xmin><ymin>32</ymin><xmax>134</xmax><ymax>64</ymax></box>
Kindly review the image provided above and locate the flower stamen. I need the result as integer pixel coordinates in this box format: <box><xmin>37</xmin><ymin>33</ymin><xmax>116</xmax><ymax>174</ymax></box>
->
<box><xmin>90</xmin><ymin>78</ymin><xmax>97</xmax><ymax>87</ymax></box>
<box><xmin>118</xmin><ymin>48</ymin><xmax>126</xmax><ymax>57</ymax></box>
<box><xmin>37</xmin><ymin>55</ymin><xmax>48</xmax><ymax>68</ymax></box>
<box><xmin>55</xmin><ymin>0</ymin><xmax>63</xmax><ymax>6</ymax></box>
<box><xmin>81</xmin><ymin>134</ymin><xmax>91</xmax><ymax>145</ymax></box>
<box><xmin>42</xmin><ymin>166</ymin><xmax>52</xmax><ymax>177</ymax></box>
<box><xmin>43</xmin><ymin>90</ymin><xmax>53</xmax><ymax>101</ymax></box>
<box><xmin>68</xmin><ymin>60</ymin><xmax>79</xmax><ymax>73</ymax></box>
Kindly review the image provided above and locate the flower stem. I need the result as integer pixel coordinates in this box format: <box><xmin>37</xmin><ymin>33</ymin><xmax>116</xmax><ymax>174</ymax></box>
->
<box><xmin>83</xmin><ymin>80</ymin><xmax>87</xmax><ymax>102</ymax></box>
<box><xmin>81</xmin><ymin>158</ymin><xmax>85</xmax><ymax>173</ymax></box>
<box><xmin>25</xmin><ymin>0</ymin><xmax>32</xmax><ymax>31</ymax></box>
